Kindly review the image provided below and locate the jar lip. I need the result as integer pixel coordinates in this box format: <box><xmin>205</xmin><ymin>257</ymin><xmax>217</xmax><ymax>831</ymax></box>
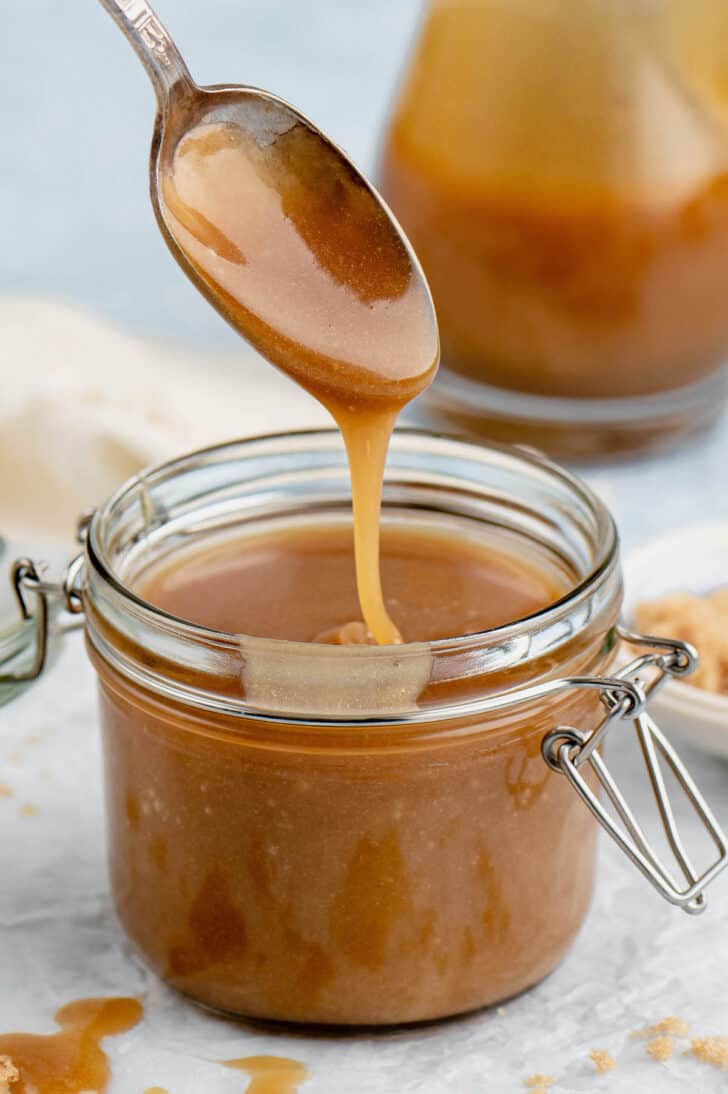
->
<box><xmin>86</xmin><ymin>427</ymin><xmax>619</xmax><ymax>657</ymax></box>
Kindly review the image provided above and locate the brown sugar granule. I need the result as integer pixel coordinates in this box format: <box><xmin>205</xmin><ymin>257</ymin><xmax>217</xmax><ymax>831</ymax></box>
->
<box><xmin>0</xmin><ymin>1055</ymin><xmax>19</xmax><ymax>1090</ymax></box>
<box><xmin>686</xmin><ymin>1036</ymin><xmax>728</xmax><ymax>1069</ymax></box>
<box><xmin>632</xmin><ymin>1016</ymin><xmax>690</xmax><ymax>1039</ymax></box>
<box><xmin>0</xmin><ymin>785</ymin><xmax>11</xmax><ymax>799</ymax></box>
<box><xmin>646</xmin><ymin>1036</ymin><xmax>674</xmax><ymax>1063</ymax></box>
<box><xmin>589</xmin><ymin>1049</ymin><xmax>616</xmax><ymax>1073</ymax></box>
<box><xmin>635</xmin><ymin>590</ymin><xmax>728</xmax><ymax>693</ymax></box>
<box><xmin>524</xmin><ymin>1076</ymin><xmax>555</xmax><ymax>1090</ymax></box>
<box><xmin>19</xmin><ymin>803</ymin><xmax>38</xmax><ymax>818</ymax></box>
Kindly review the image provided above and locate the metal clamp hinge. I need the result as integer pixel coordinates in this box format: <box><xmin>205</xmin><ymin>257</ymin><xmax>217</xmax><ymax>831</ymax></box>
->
<box><xmin>0</xmin><ymin>554</ymin><xmax>85</xmax><ymax>686</ymax></box>
<box><xmin>543</xmin><ymin>626</ymin><xmax>728</xmax><ymax>915</ymax></box>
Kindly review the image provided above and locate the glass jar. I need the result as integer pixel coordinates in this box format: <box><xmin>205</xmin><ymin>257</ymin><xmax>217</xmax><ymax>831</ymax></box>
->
<box><xmin>380</xmin><ymin>0</ymin><xmax>728</xmax><ymax>458</ymax></box>
<box><xmin>2</xmin><ymin>430</ymin><xmax>725</xmax><ymax>1025</ymax></box>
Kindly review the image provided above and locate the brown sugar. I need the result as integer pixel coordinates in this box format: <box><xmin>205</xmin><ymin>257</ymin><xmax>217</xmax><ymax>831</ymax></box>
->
<box><xmin>589</xmin><ymin>1049</ymin><xmax>616</xmax><ymax>1074</ymax></box>
<box><xmin>0</xmin><ymin>785</ymin><xmax>11</xmax><ymax>799</ymax></box>
<box><xmin>635</xmin><ymin>590</ymin><xmax>728</xmax><ymax>693</ymax></box>
<box><xmin>524</xmin><ymin>1076</ymin><xmax>555</xmax><ymax>1092</ymax></box>
<box><xmin>645</xmin><ymin>1036</ymin><xmax>674</xmax><ymax>1063</ymax></box>
<box><xmin>630</xmin><ymin>1016</ymin><xmax>691</xmax><ymax>1066</ymax></box>
<box><xmin>632</xmin><ymin>1016</ymin><xmax>690</xmax><ymax>1039</ymax></box>
<box><xmin>686</xmin><ymin>1037</ymin><xmax>728</xmax><ymax>1069</ymax></box>
<box><xmin>633</xmin><ymin>1016</ymin><xmax>691</xmax><ymax>1039</ymax></box>
<box><xmin>19</xmin><ymin>804</ymin><xmax>38</xmax><ymax>818</ymax></box>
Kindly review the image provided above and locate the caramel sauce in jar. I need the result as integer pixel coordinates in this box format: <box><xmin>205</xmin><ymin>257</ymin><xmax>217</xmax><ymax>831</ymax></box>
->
<box><xmin>137</xmin><ymin>522</ymin><xmax>564</xmax><ymax>644</ymax></box>
<box><xmin>84</xmin><ymin>434</ymin><xmax>620</xmax><ymax>1025</ymax></box>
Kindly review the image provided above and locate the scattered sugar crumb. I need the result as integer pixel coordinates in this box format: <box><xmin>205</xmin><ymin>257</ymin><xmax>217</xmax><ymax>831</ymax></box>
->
<box><xmin>0</xmin><ymin>1055</ymin><xmax>19</xmax><ymax>1090</ymax></box>
<box><xmin>524</xmin><ymin>1076</ymin><xmax>555</xmax><ymax>1091</ymax></box>
<box><xmin>19</xmin><ymin>803</ymin><xmax>38</xmax><ymax>818</ymax></box>
<box><xmin>0</xmin><ymin>784</ymin><xmax>11</xmax><ymax>798</ymax></box>
<box><xmin>635</xmin><ymin>590</ymin><xmax>728</xmax><ymax>693</ymax></box>
<box><xmin>6</xmin><ymin>752</ymin><xmax>20</xmax><ymax>764</ymax></box>
<box><xmin>646</xmin><ymin>1036</ymin><xmax>673</xmax><ymax>1063</ymax></box>
<box><xmin>633</xmin><ymin>1016</ymin><xmax>690</xmax><ymax>1039</ymax></box>
<box><xmin>589</xmin><ymin>1049</ymin><xmax>616</xmax><ymax>1074</ymax></box>
<box><xmin>686</xmin><ymin>1037</ymin><xmax>728</xmax><ymax>1069</ymax></box>
<box><xmin>25</xmin><ymin>733</ymin><xmax>41</xmax><ymax>745</ymax></box>
<box><xmin>496</xmin><ymin>1007</ymin><xmax>507</xmax><ymax>1017</ymax></box>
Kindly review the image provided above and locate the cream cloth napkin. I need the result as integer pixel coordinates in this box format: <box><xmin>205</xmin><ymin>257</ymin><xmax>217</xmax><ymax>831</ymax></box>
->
<box><xmin>0</xmin><ymin>297</ymin><xmax>330</xmax><ymax>546</ymax></box>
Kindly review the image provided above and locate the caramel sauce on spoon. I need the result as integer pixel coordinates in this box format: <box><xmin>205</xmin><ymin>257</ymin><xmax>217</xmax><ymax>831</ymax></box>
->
<box><xmin>157</xmin><ymin>102</ymin><xmax>439</xmax><ymax>644</ymax></box>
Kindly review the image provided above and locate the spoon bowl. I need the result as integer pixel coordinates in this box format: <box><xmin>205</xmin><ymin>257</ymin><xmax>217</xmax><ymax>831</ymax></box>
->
<box><xmin>97</xmin><ymin>2</ymin><xmax>438</xmax><ymax>405</ymax></box>
<box><xmin>154</xmin><ymin>83</ymin><xmax>438</xmax><ymax>405</ymax></box>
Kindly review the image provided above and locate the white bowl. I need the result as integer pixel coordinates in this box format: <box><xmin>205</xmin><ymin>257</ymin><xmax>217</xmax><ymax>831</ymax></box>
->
<box><xmin>623</xmin><ymin>522</ymin><xmax>728</xmax><ymax>759</ymax></box>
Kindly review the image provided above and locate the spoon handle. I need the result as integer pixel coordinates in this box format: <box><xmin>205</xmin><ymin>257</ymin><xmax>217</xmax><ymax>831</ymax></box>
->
<box><xmin>97</xmin><ymin>0</ymin><xmax>194</xmax><ymax>102</ymax></box>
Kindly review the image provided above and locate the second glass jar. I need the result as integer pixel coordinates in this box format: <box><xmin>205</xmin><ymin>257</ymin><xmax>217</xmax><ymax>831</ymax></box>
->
<box><xmin>380</xmin><ymin>0</ymin><xmax>728</xmax><ymax>457</ymax></box>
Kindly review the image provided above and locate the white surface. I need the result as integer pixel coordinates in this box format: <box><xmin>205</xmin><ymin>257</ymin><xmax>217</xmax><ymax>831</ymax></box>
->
<box><xmin>624</xmin><ymin>524</ymin><xmax>728</xmax><ymax>759</ymax></box>
<box><xmin>2</xmin><ymin>634</ymin><xmax>728</xmax><ymax>1092</ymax></box>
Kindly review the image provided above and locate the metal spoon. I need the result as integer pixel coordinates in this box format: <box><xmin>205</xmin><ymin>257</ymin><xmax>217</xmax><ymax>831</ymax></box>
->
<box><xmin>97</xmin><ymin>1</ymin><xmax>439</xmax><ymax>649</ymax></box>
<box><xmin>95</xmin><ymin>0</ymin><xmax>439</xmax><ymax>405</ymax></box>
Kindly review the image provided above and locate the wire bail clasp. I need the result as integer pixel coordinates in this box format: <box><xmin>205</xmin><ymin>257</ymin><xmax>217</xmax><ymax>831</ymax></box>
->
<box><xmin>543</xmin><ymin>626</ymin><xmax>728</xmax><ymax>914</ymax></box>
<box><xmin>0</xmin><ymin>551</ymin><xmax>85</xmax><ymax>687</ymax></box>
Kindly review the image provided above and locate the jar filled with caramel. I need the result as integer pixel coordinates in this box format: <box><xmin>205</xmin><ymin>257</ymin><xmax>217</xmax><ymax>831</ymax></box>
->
<box><xmin>3</xmin><ymin>431</ymin><xmax>726</xmax><ymax>1025</ymax></box>
<box><xmin>380</xmin><ymin>0</ymin><xmax>728</xmax><ymax>457</ymax></box>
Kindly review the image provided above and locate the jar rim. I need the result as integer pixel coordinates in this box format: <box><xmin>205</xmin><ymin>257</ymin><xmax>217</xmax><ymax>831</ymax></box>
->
<box><xmin>83</xmin><ymin>428</ymin><xmax>617</xmax><ymax>726</ymax></box>
<box><xmin>88</xmin><ymin>427</ymin><xmax>617</xmax><ymax>647</ymax></box>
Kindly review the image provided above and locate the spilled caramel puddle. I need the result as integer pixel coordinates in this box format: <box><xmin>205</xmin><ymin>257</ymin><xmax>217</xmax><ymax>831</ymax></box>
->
<box><xmin>225</xmin><ymin>1056</ymin><xmax>308</xmax><ymax>1094</ymax></box>
<box><xmin>0</xmin><ymin>997</ymin><xmax>142</xmax><ymax>1094</ymax></box>
<box><xmin>0</xmin><ymin>996</ymin><xmax>307</xmax><ymax>1094</ymax></box>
